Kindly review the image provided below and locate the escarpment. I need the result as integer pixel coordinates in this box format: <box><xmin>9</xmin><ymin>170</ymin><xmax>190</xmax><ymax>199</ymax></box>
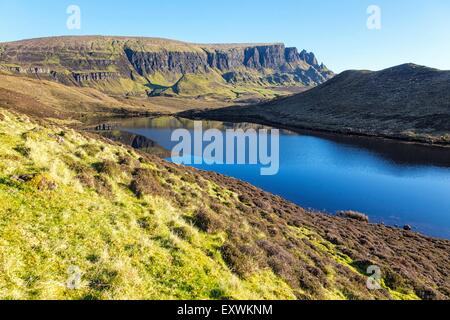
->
<box><xmin>0</xmin><ymin>36</ymin><xmax>334</xmax><ymax>100</ymax></box>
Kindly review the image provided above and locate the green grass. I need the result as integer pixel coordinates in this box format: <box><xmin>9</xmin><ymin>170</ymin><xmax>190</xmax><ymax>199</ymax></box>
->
<box><xmin>0</xmin><ymin>109</ymin><xmax>295</xmax><ymax>300</ymax></box>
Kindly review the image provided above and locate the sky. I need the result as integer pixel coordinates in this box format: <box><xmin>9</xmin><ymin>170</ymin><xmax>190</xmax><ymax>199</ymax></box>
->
<box><xmin>0</xmin><ymin>0</ymin><xmax>449</xmax><ymax>73</ymax></box>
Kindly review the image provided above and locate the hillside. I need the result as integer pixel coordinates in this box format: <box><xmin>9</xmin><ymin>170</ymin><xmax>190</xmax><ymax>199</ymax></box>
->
<box><xmin>0</xmin><ymin>108</ymin><xmax>449</xmax><ymax>300</ymax></box>
<box><xmin>0</xmin><ymin>72</ymin><xmax>228</xmax><ymax>122</ymax></box>
<box><xmin>0</xmin><ymin>36</ymin><xmax>333</xmax><ymax>103</ymax></box>
<box><xmin>185</xmin><ymin>64</ymin><xmax>450</xmax><ymax>145</ymax></box>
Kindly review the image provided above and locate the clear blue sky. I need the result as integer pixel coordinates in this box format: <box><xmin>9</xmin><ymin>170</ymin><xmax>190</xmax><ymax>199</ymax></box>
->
<box><xmin>1</xmin><ymin>0</ymin><xmax>449</xmax><ymax>72</ymax></box>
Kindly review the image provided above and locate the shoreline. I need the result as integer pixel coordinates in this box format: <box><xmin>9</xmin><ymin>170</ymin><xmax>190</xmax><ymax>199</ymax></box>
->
<box><xmin>178</xmin><ymin>109</ymin><xmax>450</xmax><ymax>150</ymax></box>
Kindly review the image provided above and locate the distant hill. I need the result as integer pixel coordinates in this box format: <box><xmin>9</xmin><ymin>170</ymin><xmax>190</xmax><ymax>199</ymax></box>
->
<box><xmin>187</xmin><ymin>64</ymin><xmax>450</xmax><ymax>144</ymax></box>
<box><xmin>0</xmin><ymin>36</ymin><xmax>333</xmax><ymax>103</ymax></box>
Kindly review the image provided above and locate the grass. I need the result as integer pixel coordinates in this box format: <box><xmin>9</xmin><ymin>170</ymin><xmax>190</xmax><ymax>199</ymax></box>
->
<box><xmin>0</xmin><ymin>73</ymin><xmax>128</xmax><ymax>117</ymax></box>
<box><xmin>147</xmin><ymin>72</ymin><xmax>181</xmax><ymax>88</ymax></box>
<box><xmin>0</xmin><ymin>73</ymin><xmax>232</xmax><ymax>121</ymax></box>
<box><xmin>0</xmin><ymin>109</ymin><xmax>295</xmax><ymax>300</ymax></box>
<box><xmin>166</xmin><ymin>70</ymin><xmax>284</xmax><ymax>101</ymax></box>
<box><xmin>171</xmin><ymin>72</ymin><xmax>236</xmax><ymax>99</ymax></box>
<box><xmin>290</xmin><ymin>225</ymin><xmax>420</xmax><ymax>300</ymax></box>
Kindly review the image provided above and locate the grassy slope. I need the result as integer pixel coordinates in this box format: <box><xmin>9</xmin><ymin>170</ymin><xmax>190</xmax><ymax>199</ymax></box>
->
<box><xmin>0</xmin><ymin>73</ymin><xmax>126</xmax><ymax>118</ymax></box>
<box><xmin>1</xmin><ymin>108</ymin><xmax>449</xmax><ymax>300</ymax></box>
<box><xmin>0</xmin><ymin>73</ymin><xmax>228</xmax><ymax>122</ymax></box>
<box><xmin>169</xmin><ymin>70</ymin><xmax>287</xmax><ymax>102</ymax></box>
<box><xmin>0</xmin><ymin>109</ymin><xmax>293</xmax><ymax>299</ymax></box>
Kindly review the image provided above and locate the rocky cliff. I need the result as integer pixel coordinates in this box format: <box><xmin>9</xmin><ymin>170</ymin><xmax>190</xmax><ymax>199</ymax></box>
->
<box><xmin>0</xmin><ymin>36</ymin><xmax>333</xmax><ymax>101</ymax></box>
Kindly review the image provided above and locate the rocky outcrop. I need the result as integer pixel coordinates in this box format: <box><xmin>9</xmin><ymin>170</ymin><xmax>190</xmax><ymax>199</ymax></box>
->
<box><xmin>124</xmin><ymin>44</ymin><xmax>329</xmax><ymax>78</ymax></box>
<box><xmin>123</xmin><ymin>43</ymin><xmax>333</xmax><ymax>87</ymax></box>
<box><xmin>204</xmin><ymin>44</ymin><xmax>327</xmax><ymax>73</ymax></box>
<box><xmin>205</xmin><ymin>44</ymin><xmax>288</xmax><ymax>70</ymax></box>
<box><xmin>299</xmin><ymin>49</ymin><xmax>319</xmax><ymax>66</ymax></box>
<box><xmin>0</xmin><ymin>65</ymin><xmax>52</xmax><ymax>75</ymax></box>
<box><xmin>26</xmin><ymin>66</ymin><xmax>51</xmax><ymax>74</ymax></box>
<box><xmin>72</xmin><ymin>71</ymin><xmax>118</xmax><ymax>83</ymax></box>
<box><xmin>124</xmin><ymin>48</ymin><xmax>209</xmax><ymax>76</ymax></box>
<box><xmin>0</xmin><ymin>65</ymin><xmax>22</xmax><ymax>73</ymax></box>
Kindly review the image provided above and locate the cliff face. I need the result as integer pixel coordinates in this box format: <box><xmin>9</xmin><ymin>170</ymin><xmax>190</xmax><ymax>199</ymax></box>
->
<box><xmin>125</xmin><ymin>44</ymin><xmax>332</xmax><ymax>82</ymax></box>
<box><xmin>0</xmin><ymin>36</ymin><xmax>333</xmax><ymax>100</ymax></box>
<box><xmin>206</xmin><ymin>44</ymin><xmax>287</xmax><ymax>70</ymax></box>
<box><xmin>124</xmin><ymin>48</ymin><xmax>209</xmax><ymax>76</ymax></box>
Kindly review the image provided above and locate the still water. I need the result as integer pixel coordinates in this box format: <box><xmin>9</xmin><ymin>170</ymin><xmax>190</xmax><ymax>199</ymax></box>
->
<box><xmin>118</xmin><ymin>116</ymin><xmax>450</xmax><ymax>239</ymax></box>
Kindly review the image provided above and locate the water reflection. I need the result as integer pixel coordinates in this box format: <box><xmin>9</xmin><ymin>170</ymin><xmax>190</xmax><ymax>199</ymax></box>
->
<box><xmin>118</xmin><ymin>116</ymin><xmax>450</xmax><ymax>239</ymax></box>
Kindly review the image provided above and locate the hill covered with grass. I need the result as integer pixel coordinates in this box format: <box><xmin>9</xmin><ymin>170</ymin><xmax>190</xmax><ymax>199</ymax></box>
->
<box><xmin>0</xmin><ymin>36</ymin><xmax>333</xmax><ymax>103</ymax></box>
<box><xmin>0</xmin><ymin>108</ymin><xmax>449</xmax><ymax>300</ymax></box>
<box><xmin>187</xmin><ymin>64</ymin><xmax>450</xmax><ymax>145</ymax></box>
<box><xmin>0</xmin><ymin>72</ymin><xmax>227</xmax><ymax>122</ymax></box>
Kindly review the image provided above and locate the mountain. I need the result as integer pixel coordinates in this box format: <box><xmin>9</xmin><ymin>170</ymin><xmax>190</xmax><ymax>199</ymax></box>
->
<box><xmin>0</xmin><ymin>36</ymin><xmax>333</xmax><ymax>102</ymax></box>
<box><xmin>185</xmin><ymin>64</ymin><xmax>450</xmax><ymax>144</ymax></box>
<box><xmin>1</xmin><ymin>108</ymin><xmax>449</xmax><ymax>300</ymax></box>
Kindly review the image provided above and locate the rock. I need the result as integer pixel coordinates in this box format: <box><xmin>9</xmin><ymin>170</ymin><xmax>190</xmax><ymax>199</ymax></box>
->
<box><xmin>72</xmin><ymin>71</ymin><xmax>118</xmax><ymax>83</ymax></box>
<box><xmin>415</xmin><ymin>286</ymin><xmax>440</xmax><ymax>300</ymax></box>
<box><xmin>48</xmin><ymin>134</ymin><xmax>65</xmax><ymax>144</ymax></box>
<box><xmin>11</xmin><ymin>174</ymin><xmax>35</xmax><ymax>182</ymax></box>
<box><xmin>325</xmin><ymin>232</ymin><xmax>344</xmax><ymax>245</ymax></box>
<box><xmin>299</xmin><ymin>49</ymin><xmax>319</xmax><ymax>66</ymax></box>
<box><xmin>336</xmin><ymin>210</ymin><xmax>370</xmax><ymax>223</ymax></box>
<box><xmin>37</xmin><ymin>178</ymin><xmax>58</xmax><ymax>191</ymax></box>
<box><xmin>403</xmin><ymin>225</ymin><xmax>412</xmax><ymax>231</ymax></box>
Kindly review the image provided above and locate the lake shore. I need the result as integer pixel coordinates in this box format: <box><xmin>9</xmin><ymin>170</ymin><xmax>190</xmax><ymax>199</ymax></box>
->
<box><xmin>178</xmin><ymin>109</ymin><xmax>450</xmax><ymax>149</ymax></box>
<box><xmin>113</xmin><ymin>115</ymin><xmax>450</xmax><ymax>240</ymax></box>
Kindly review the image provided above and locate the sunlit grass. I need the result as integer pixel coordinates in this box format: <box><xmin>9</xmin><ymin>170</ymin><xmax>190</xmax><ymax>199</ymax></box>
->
<box><xmin>0</xmin><ymin>109</ymin><xmax>295</xmax><ymax>300</ymax></box>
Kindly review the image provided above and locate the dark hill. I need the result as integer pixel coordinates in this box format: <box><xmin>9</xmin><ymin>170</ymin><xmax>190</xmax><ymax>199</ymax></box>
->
<box><xmin>186</xmin><ymin>64</ymin><xmax>450</xmax><ymax>144</ymax></box>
